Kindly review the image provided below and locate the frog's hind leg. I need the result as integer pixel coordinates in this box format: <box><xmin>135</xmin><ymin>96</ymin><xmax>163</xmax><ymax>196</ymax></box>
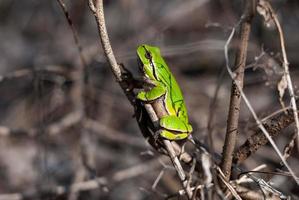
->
<box><xmin>160</xmin><ymin>129</ymin><xmax>188</xmax><ymax>140</ymax></box>
<box><xmin>160</xmin><ymin>115</ymin><xmax>192</xmax><ymax>133</ymax></box>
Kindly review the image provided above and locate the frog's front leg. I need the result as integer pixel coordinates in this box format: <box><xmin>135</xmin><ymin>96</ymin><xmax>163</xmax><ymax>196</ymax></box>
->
<box><xmin>136</xmin><ymin>83</ymin><xmax>167</xmax><ymax>140</ymax></box>
<box><xmin>159</xmin><ymin>115</ymin><xmax>192</xmax><ymax>140</ymax></box>
<box><xmin>136</xmin><ymin>83</ymin><xmax>166</xmax><ymax>102</ymax></box>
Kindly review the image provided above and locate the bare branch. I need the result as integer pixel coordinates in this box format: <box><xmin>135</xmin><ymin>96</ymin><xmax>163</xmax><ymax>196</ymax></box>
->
<box><xmin>234</xmin><ymin>109</ymin><xmax>295</xmax><ymax>163</ymax></box>
<box><xmin>88</xmin><ymin>0</ymin><xmax>136</xmax><ymax>106</ymax></box>
<box><xmin>88</xmin><ymin>0</ymin><xmax>121</xmax><ymax>81</ymax></box>
<box><xmin>221</xmin><ymin>0</ymin><xmax>257</xmax><ymax>181</ymax></box>
<box><xmin>217</xmin><ymin>167</ymin><xmax>242</xmax><ymax>200</ymax></box>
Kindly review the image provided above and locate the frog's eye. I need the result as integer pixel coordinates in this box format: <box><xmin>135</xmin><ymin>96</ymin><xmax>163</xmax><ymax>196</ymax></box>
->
<box><xmin>145</xmin><ymin>51</ymin><xmax>152</xmax><ymax>60</ymax></box>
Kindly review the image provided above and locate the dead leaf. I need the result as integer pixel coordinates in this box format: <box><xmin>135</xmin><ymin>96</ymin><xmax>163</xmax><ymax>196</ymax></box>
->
<box><xmin>278</xmin><ymin>74</ymin><xmax>287</xmax><ymax>109</ymax></box>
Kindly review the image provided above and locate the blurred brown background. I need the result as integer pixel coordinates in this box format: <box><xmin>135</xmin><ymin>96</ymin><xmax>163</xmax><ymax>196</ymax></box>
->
<box><xmin>0</xmin><ymin>0</ymin><xmax>299</xmax><ymax>199</ymax></box>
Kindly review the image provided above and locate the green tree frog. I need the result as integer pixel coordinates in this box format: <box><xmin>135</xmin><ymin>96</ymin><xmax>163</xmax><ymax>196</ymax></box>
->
<box><xmin>136</xmin><ymin>44</ymin><xmax>193</xmax><ymax>140</ymax></box>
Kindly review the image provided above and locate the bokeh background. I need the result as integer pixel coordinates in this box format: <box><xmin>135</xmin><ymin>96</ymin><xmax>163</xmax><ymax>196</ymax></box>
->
<box><xmin>1</xmin><ymin>0</ymin><xmax>299</xmax><ymax>199</ymax></box>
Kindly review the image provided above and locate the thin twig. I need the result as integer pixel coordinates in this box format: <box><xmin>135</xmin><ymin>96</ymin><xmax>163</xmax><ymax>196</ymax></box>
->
<box><xmin>261</xmin><ymin>106</ymin><xmax>291</xmax><ymax>122</ymax></box>
<box><xmin>88</xmin><ymin>0</ymin><xmax>136</xmax><ymax>106</ymax></box>
<box><xmin>88</xmin><ymin>0</ymin><xmax>121</xmax><ymax>81</ymax></box>
<box><xmin>56</xmin><ymin>6</ymin><xmax>89</xmax><ymax>195</ymax></box>
<box><xmin>217</xmin><ymin>167</ymin><xmax>242</xmax><ymax>200</ymax></box>
<box><xmin>56</xmin><ymin>0</ymin><xmax>87</xmax><ymax>124</ymax></box>
<box><xmin>221</xmin><ymin>0</ymin><xmax>257</xmax><ymax>181</ymax></box>
<box><xmin>56</xmin><ymin>0</ymin><xmax>88</xmax><ymax>68</ymax></box>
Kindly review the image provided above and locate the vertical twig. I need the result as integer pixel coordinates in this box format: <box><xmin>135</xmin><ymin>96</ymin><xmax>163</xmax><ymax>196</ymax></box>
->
<box><xmin>88</xmin><ymin>0</ymin><xmax>121</xmax><ymax>81</ymax></box>
<box><xmin>221</xmin><ymin>0</ymin><xmax>257</xmax><ymax>181</ymax></box>
<box><xmin>56</xmin><ymin>0</ymin><xmax>88</xmax><ymax>68</ymax></box>
<box><xmin>56</xmin><ymin>0</ymin><xmax>85</xmax><ymax>121</ymax></box>
<box><xmin>88</xmin><ymin>0</ymin><xmax>136</xmax><ymax>106</ymax></box>
<box><xmin>56</xmin><ymin>2</ymin><xmax>88</xmax><ymax>200</ymax></box>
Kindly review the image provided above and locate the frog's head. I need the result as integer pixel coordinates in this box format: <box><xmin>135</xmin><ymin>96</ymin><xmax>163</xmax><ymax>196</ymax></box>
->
<box><xmin>137</xmin><ymin>44</ymin><xmax>161</xmax><ymax>81</ymax></box>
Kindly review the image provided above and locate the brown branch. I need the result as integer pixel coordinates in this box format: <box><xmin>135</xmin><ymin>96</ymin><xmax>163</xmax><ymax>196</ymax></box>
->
<box><xmin>233</xmin><ymin>109</ymin><xmax>295</xmax><ymax>164</ymax></box>
<box><xmin>88</xmin><ymin>0</ymin><xmax>121</xmax><ymax>81</ymax></box>
<box><xmin>88</xmin><ymin>0</ymin><xmax>136</xmax><ymax>106</ymax></box>
<box><xmin>221</xmin><ymin>0</ymin><xmax>257</xmax><ymax>181</ymax></box>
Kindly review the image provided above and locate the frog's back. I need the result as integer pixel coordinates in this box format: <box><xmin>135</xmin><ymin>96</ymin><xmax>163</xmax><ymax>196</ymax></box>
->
<box><xmin>155</xmin><ymin>57</ymin><xmax>189</xmax><ymax>122</ymax></box>
<box><xmin>139</xmin><ymin>44</ymin><xmax>189</xmax><ymax>122</ymax></box>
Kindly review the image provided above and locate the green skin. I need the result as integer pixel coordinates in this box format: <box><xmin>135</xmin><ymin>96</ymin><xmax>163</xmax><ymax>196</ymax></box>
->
<box><xmin>136</xmin><ymin>44</ymin><xmax>192</xmax><ymax>140</ymax></box>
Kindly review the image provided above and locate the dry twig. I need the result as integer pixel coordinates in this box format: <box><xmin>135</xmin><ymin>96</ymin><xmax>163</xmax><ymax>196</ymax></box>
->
<box><xmin>221</xmin><ymin>0</ymin><xmax>257</xmax><ymax>181</ymax></box>
<box><xmin>234</xmin><ymin>109</ymin><xmax>295</xmax><ymax>163</ymax></box>
<box><xmin>56</xmin><ymin>0</ymin><xmax>87</xmax><ymax>68</ymax></box>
